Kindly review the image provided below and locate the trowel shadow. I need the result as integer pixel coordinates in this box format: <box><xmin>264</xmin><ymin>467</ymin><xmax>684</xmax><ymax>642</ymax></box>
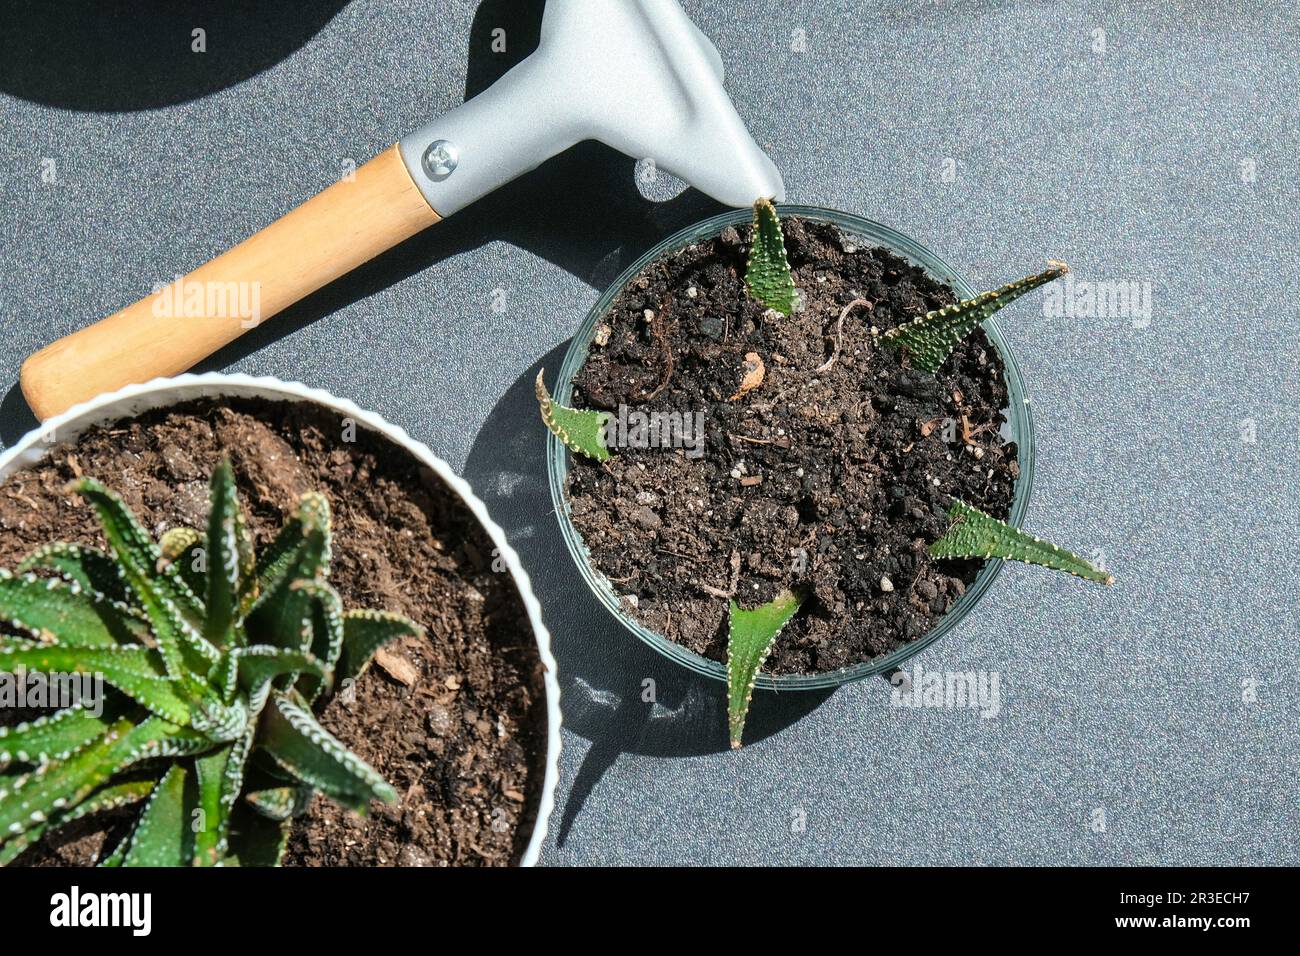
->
<box><xmin>463</xmin><ymin>343</ymin><xmax>833</xmax><ymax>847</ymax></box>
<box><xmin>0</xmin><ymin>0</ymin><xmax>353</xmax><ymax>112</ymax></box>
<box><xmin>0</xmin><ymin>383</ymin><xmax>39</xmax><ymax>448</ymax></box>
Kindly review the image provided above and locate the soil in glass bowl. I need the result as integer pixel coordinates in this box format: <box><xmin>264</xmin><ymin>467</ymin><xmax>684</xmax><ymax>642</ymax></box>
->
<box><xmin>564</xmin><ymin>217</ymin><xmax>1019</xmax><ymax>675</ymax></box>
<box><xmin>0</xmin><ymin>398</ymin><xmax>547</xmax><ymax>866</ymax></box>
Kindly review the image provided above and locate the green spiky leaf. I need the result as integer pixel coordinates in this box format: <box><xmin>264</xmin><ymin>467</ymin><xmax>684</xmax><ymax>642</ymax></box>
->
<box><xmin>120</xmin><ymin>763</ymin><xmax>196</xmax><ymax>867</ymax></box>
<box><xmin>293</xmin><ymin>580</ymin><xmax>344</xmax><ymax>703</ymax></box>
<box><xmin>744</xmin><ymin>199</ymin><xmax>796</xmax><ymax>316</ymax></box>
<box><xmin>71</xmin><ymin>478</ymin><xmax>218</xmax><ymax>677</ymax></box>
<box><xmin>0</xmin><ymin>772</ymin><xmax>157</xmax><ymax>865</ymax></box>
<box><xmin>930</xmin><ymin>499</ymin><xmax>1114</xmax><ymax>585</ymax></box>
<box><xmin>247</xmin><ymin>512</ymin><xmax>305</xmax><ymax>612</ymax></box>
<box><xmin>338</xmin><ymin>610</ymin><xmax>424</xmax><ymax>684</ymax></box>
<box><xmin>0</xmin><ymin>569</ymin><xmax>148</xmax><ymax>648</ymax></box>
<box><xmin>727</xmin><ymin>590</ymin><xmax>802</xmax><ymax>749</ymax></box>
<box><xmin>259</xmin><ymin>692</ymin><xmax>396</xmax><ymax>813</ymax></box>
<box><xmin>0</xmin><ymin>644</ymin><xmax>194</xmax><ymax>726</ymax></box>
<box><xmin>95</xmin><ymin>720</ymin><xmax>215</xmax><ymax>866</ymax></box>
<box><xmin>297</xmin><ymin>581</ymin><xmax>343</xmax><ymax>668</ymax></box>
<box><xmin>243</xmin><ymin>785</ymin><xmax>307</xmax><ymax>821</ymax></box>
<box><xmin>105</xmin><ymin>716</ymin><xmax>212</xmax><ymax>771</ymax></box>
<box><xmin>192</xmin><ymin>741</ymin><xmax>241</xmax><ymax>866</ymax></box>
<box><xmin>536</xmin><ymin>371</ymin><xmax>611</xmax><ymax>462</ymax></box>
<box><xmin>19</xmin><ymin>543</ymin><xmax>133</xmax><ymax>606</ymax></box>
<box><xmin>73</xmin><ymin>479</ymin><xmax>210</xmax><ymax>625</ymax></box>
<box><xmin>884</xmin><ymin>262</ymin><xmax>1068</xmax><ymax>374</ymax></box>
<box><xmin>0</xmin><ymin>698</ymin><xmax>129</xmax><ymax>769</ymax></box>
<box><xmin>204</xmin><ymin>460</ymin><xmax>242</xmax><ymax>645</ymax></box>
<box><xmin>230</xmin><ymin>482</ymin><xmax>257</xmax><ymax>605</ymax></box>
<box><xmin>0</xmin><ymin>721</ymin><xmax>131</xmax><ymax>842</ymax></box>
<box><xmin>234</xmin><ymin>645</ymin><xmax>331</xmax><ymax>700</ymax></box>
<box><xmin>64</xmin><ymin>774</ymin><xmax>159</xmax><ymax>824</ymax></box>
<box><xmin>209</xmin><ymin>651</ymin><xmax>240</xmax><ymax>707</ymax></box>
<box><xmin>245</xmin><ymin>493</ymin><xmax>330</xmax><ymax>650</ymax></box>
<box><xmin>0</xmin><ymin>716</ymin><xmax>205</xmax><ymax>843</ymax></box>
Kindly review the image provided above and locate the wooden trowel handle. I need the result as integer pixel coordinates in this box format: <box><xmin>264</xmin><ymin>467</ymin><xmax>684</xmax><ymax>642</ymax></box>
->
<box><xmin>20</xmin><ymin>145</ymin><xmax>441</xmax><ymax>421</ymax></box>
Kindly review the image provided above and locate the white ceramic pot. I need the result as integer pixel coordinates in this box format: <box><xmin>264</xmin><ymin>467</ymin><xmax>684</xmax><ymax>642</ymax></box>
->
<box><xmin>0</xmin><ymin>373</ymin><xmax>561</xmax><ymax>867</ymax></box>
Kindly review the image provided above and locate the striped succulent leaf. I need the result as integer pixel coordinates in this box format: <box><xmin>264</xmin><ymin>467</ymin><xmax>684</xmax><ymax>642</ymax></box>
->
<box><xmin>0</xmin><ymin>771</ymin><xmax>158</xmax><ymax>866</ymax></box>
<box><xmin>727</xmin><ymin>590</ymin><xmax>802</xmax><ymax>749</ymax></box>
<box><xmin>339</xmin><ymin>610</ymin><xmax>422</xmax><ymax>684</ymax></box>
<box><xmin>259</xmin><ymin>691</ymin><xmax>397</xmax><ymax>813</ymax></box>
<box><xmin>18</xmin><ymin>543</ymin><xmax>134</xmax><ymax>607</ymax></box>
<box><xmin>536</xmin><ymin>371</ymin><xmax>611</xmax><ymax>462</ymax></box>
<box><xmin>883</xmin><ymin>262</ymin><xmax>1068</xmax><ymax>374</ymax></box>
<box><xmin>0</xmin><ymin>459</ymin><xmax>424</xmax><ymax>866</ymax></box>
<box><xmin>289</xmin><ymin>580</ymin><xmax>343</xmax><ymax>705</ymax></box>
<box><xmin>930</xmin><ymin>499</ymin><xmax>1114</xmax><ymax>585</ymax></box>
<box><xmin>0</xmin><ymin>569</ymin><xmax>148</xmax><ymax>648</ymax></box>
<box><xmin>118</xmin><ymin>763</ymin><xmax>195</xmax><ymax>867</ymax></box>
<box><xmin>244</xmin><ymin>784</ymin><xmax>309</xmax><ymax>822</ymax></box>
<box><xmin>744</xmin><ymin>199</ymin><xmax>796</xmax><ymax>316</ymax></box>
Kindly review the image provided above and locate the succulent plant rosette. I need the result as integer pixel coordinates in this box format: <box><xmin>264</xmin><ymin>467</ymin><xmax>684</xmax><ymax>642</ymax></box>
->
<box><xmin>539</xmin><ymin>201</ymin><xmax>1113</xmax><ymax>748</ymax></box>
<box><xmin>0</xmin><ymin>460</ymin><xmax>421</xmax><ymax>865</ymax></box>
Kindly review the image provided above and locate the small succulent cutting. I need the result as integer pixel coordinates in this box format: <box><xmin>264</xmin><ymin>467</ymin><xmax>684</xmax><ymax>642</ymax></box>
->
<box><xmin>726</xmin><ymin>590</ymin><xmax>800</xmax><ymax>749</ymax></box>
<box><xmin>536</xmin><ymin>371</ymin><xmax>610</xmax><ymax>462</ymax></box>
<box><xmin>722</xmin><ymin>498</ymin><xmax>1109</xmax><ymax>746</ymax></box>
<box><xmin>745</xmin><ymin>198</ymin><xmax>797</xmax><ymax>315</ymax></box>
<box><xmin>929</xmin><ymin>500</ymin><xmax>1114</xmax><ymax>585</ymax></box>
<box><xmin>542</xmin><ymin>201</ymin><xmax>1111</xmax><ymax>748</ymax></box>
<box><xmin>0</xmin><ymin>461</ymin><xmax>422</xmax><ymax>866</ymax></box>
<box><xmin>884</xmin><ymin>261</ymin><xmax>1069</xmax><ymax>373</ymax></box>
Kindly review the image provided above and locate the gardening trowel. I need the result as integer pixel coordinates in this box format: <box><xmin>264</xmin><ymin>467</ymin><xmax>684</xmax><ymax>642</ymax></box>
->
<box><xmin>20</xmin><ymin>0</ymin><xmax>784</xmax><ymax>421</ymax></box>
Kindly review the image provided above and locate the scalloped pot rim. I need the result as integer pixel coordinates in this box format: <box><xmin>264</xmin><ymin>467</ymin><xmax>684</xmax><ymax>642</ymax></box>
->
<box><xmin>0</xmin><ymin>373</ymin><xmax>561</xmax><ymax>868</ymax></box>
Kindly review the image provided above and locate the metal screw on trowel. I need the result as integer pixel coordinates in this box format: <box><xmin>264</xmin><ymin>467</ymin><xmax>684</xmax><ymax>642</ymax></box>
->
<box><xmin>422</xmin><ymin>140</ymin><xmax>458</xmax><ymax>181</ymax></box>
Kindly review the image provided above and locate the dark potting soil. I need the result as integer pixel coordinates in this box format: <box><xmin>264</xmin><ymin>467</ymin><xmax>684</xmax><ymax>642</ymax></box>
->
<box><xmin>0</xmin><ymin>398</ymin><xmax>548</xmax><ymax>866</ymax></box>
<box><xmin>565</xmin><ymin>217</ymin><xmax>1020</xmax><ymax>674</ymax></box>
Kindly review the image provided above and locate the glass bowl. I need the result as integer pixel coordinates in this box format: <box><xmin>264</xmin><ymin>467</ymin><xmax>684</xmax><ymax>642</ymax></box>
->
<box><xmin>546</xmin><ymin>205</ymin><xmax>1035</xmax><ymax>690</ymax></box>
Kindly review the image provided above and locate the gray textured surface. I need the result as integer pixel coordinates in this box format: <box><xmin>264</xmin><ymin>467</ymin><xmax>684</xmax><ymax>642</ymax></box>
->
<box><xmin>1</xmin><ymin>1</ymin><xmax>1296</xmax><ymax>865</ymax></box>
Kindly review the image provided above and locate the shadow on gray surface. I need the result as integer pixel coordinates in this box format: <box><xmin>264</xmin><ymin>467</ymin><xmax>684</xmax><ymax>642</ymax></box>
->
<box><xmin>465</xmin><ymin>0</ymin><xmax>544</xmax><ymax>101</ymax></box>
<box><xmin>463</xmin><ymin>344</ymin><xmax>833</xmax><ymax>846</ymax></box>
<box><xmin>0</xmin><ymin>0</ymin><xmax>352</xmax><ymax>112</ymax></box>
<box><xmin>0</xmin><ymin>383</ymin><xmax>38</xmax><ymax>447</ymax></box>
